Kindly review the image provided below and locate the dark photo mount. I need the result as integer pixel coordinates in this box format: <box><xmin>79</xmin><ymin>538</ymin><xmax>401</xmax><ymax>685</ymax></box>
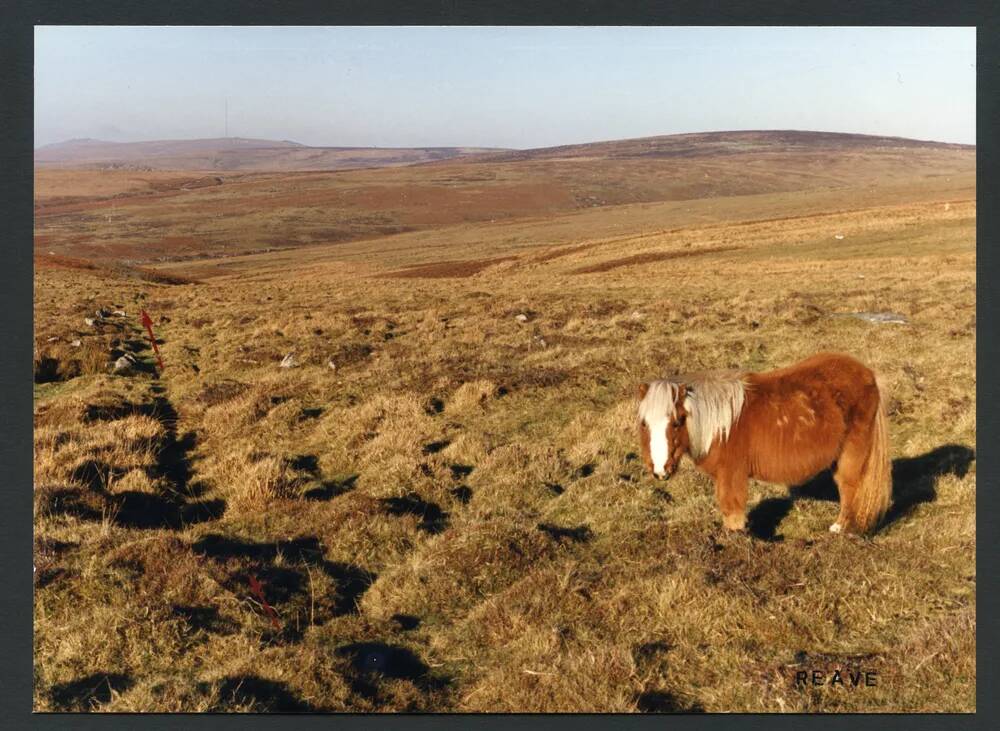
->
<box><xmin>5</xmin><ymin>0</ymin><xmax>995</xmax><ymax>726</ymax></box>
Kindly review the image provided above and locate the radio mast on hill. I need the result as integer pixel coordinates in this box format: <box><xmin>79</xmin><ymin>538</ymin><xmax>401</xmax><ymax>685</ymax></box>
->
<box><xmin>225</xmin><ymin>98</ymin><xmax>229</xmax><ymax>138</ymax></box>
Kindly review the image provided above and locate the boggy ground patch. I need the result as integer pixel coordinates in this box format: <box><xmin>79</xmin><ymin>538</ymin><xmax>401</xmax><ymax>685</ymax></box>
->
<box><xmin>191</xmin><ymin>534</ymin><xmax>376</xmax><ymax>642</ymax></box>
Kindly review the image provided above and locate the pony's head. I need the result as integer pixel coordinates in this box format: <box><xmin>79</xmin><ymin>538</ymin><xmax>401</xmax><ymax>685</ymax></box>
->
<box><xmin>637</xmin><ymin>380</ymin><xmax>690</xmax><ymax>480</ymax></box>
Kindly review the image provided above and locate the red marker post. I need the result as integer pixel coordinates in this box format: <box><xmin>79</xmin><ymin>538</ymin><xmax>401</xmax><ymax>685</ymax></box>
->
<box><xmin>140</xmin><ymin>309</ymin><xmax>166</xmax><ymax>372</ymax></box>
<box><xmin>248</xmin><ymin>574</ymin><xmax>282</xmax><ymax>631</ymax></box>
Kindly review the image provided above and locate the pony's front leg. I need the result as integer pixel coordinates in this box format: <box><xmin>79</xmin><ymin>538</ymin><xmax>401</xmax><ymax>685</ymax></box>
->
<box><xmin>714</xmin><ymin>469</ymin><xmax>749</xmax><ymax>531</ymax></box>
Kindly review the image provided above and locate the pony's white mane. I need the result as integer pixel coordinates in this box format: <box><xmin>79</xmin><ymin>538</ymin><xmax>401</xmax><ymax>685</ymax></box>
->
<box><xmin>682</xmin><ymin>370</ymin><xmax>747</xmax><ymax>458</ymax></box>
<box><xmin>641</xmin><ymin>370</ymin><xmax>748</xmax><ymax>459</ymax></box>
<box><xmin>637</xmin><ymin>380</ymin><xmax>681</xmax><ymax>424</ymax></box>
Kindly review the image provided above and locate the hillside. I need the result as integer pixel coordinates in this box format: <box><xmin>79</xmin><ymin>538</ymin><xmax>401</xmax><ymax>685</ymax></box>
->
<box><xmin>33</xmin><ymin>172</ymin><xmax>976</xmax><ymax>711</ymax></box>
<box><xmin>34</xmin><ymin>137</ymin><xmax>507</xmax><ymax>172</ymax></box>
<box><xmin>464</xmin><ymin>130</ymin><xmax>975</xmax><ymax>163</ymax></box>
<box><xmin>34</xmin><ymin>130</ymin><xmax>975</xmax><ymax>264</ymax></box>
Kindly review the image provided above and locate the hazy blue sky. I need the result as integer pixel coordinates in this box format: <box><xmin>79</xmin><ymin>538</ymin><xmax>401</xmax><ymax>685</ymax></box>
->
<box><xmin>34</xmin><ymin>26</ymin><xmax>976</xmax><ymax>149</ymax></box>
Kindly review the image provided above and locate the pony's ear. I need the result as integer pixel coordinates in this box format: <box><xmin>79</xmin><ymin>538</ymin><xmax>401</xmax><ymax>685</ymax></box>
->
<box><xmin>638</xmin><ymin>382</ymin><xmax>649</xmax><ymax>400</ymax></box>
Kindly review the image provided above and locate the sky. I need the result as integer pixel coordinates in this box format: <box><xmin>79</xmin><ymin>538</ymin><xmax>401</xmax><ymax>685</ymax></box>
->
<box><xmin>34</xmin><ymin>26</ymin><xmax>976</xmax><ymax>149</ymax></box>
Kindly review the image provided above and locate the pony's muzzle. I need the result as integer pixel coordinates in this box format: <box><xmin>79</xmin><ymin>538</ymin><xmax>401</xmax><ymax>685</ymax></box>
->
<box><xmin>657</xmin><ymin>460</ymin><xmax>680</xmax><ymax>480</ymax></box>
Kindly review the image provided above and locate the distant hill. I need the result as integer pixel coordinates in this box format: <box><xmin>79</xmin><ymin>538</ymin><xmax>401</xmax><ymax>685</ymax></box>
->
<box><xmin>34</xmin><ymin>130</ymin><xmax>972</xmax><ymax>172</ymax></box>
<box><xmin>34</xmin><ymin>128</ymin><xmax>974</xmax><ymax>265</ymax></box>
<box><xmin>461</xmin><ymin>130</ymin><xmax>975</xmax><ymax>164</ymax></box>
<box><xmin>34</xmin><ymin>137</ymin><xmax>509</xmax><ymax>171</ymax></box>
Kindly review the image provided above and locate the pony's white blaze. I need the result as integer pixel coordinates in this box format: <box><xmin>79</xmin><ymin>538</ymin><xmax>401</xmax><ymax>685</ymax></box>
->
<box><xmin>638</xmin><ymin>381</ymin><xmax>679</xmax><ymax>477</ymax></box>
<box><xmin>648</xmin><ymin>415</ymin><xmax>669</xmax><ymax>476</ymax></box>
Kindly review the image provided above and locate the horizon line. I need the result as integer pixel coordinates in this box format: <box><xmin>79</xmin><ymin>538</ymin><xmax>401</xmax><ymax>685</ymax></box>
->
<box><xmin>34</xmin><ymin>128</ymin><xmax>978</xmax><ymax>153</ymax></box>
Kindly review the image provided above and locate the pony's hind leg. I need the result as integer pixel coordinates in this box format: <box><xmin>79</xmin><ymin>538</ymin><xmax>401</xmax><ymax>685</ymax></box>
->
<box><xmin>715</xmin><ymin>469</ymin><xmax>749</xmax><ymax>531</ymax></box>
<box><xmin>831</xmin><ymin>420</ymin><xmax>875</xmax><ymax>533</ymax></box>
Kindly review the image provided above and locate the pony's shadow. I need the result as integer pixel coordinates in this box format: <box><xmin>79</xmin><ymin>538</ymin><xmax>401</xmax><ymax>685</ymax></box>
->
<box><xmin>747</xmin><ymin>444</ymin><xmax>975</xmax><ymax>541</ymax></box>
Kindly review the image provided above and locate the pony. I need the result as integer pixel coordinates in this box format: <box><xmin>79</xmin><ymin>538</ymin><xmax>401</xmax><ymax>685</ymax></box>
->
<box><xmin>637</xmin><ymin>352</ymin><xmax>891</xmax><ymax>534</ymax></box>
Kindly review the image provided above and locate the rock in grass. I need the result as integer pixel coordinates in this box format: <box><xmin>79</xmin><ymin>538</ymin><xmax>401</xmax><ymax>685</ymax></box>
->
<box><xmin>279</xmin><ymin>352</ymin><xmax>298</xmax><ymax>368</ymax></box>
<box><xmin>112</xmin><ymin>353</ymin><xmax>138</xmax><ymax>374</ymax></box>
<box><xmin>846</xmin><ymin>312</ymin><xmax>908</xmax><ymax>325</ymax></box>
<box><xmin>515</xmin><ymin>314</ymin><xmax>529</xmax><ymax>323</ymax></box>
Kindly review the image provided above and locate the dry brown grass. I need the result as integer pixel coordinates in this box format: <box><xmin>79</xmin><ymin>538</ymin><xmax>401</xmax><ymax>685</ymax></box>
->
<box><xmin>571</xmin><ymin>244</ymin><xmax>742</xmax><ymax>274</ymax></box>
<box><xmin>33</xmin><ymin>146</ymin><xmax>975</xmax><ymax>712</ymax></box>
<box><xmin>383</xmin><ymin>256</ymin><xmax>519</xmax><ymax>279</ymax></box>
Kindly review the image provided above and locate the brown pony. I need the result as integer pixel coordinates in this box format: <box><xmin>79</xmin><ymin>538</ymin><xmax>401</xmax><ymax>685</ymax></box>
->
<box><xmin>637</xmin><ymin>352</ymin><xmax>891</xmax><ymax>534</ymax></box>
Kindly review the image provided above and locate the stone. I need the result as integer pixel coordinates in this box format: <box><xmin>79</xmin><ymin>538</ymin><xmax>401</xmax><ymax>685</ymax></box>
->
<box><xmin>279</xmin><ymin>352</ymin><xmax>298</xmax><ymax>368</ymax></box>
<box><xmin>836</xmin><ymin>312</ymin><xmax>909</xmax><ymax>325</ymax></box>
<box><xmin>113</xmin><ymin>354</ymin><xmax>137</xmax><ymax>374</ymax></box>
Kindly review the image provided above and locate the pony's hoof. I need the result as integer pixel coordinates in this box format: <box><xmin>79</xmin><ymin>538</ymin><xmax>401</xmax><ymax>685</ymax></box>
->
<box><xmin>829</xmin><ymin>522</ymin><xmax>843</xmax><ymax>534</ymax></box>
<box><xmin>723</xmin><ymin>514</ymin><xmax>747</xmax><ymax>532</ymax></box>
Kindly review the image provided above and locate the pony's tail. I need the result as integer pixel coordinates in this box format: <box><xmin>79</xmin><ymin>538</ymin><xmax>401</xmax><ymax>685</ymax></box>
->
<box><xmin>851</xmin><ymin>378</ymin><xmax>892</xmax><ymax>533</ymax></box>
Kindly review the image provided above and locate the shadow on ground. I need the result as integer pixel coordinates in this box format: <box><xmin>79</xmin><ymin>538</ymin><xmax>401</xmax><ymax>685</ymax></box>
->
<box><xmin>42</xmin><ymin>387</ymin><xmax>227</xmax><ymax>530</ymax></box>
<box><xmin>336</xmin><ymin>641</ymin><xmax>448</xmax><ymax>705</ymax></box>
<box><xmin>537</xmin><ymin>522</ymin><xmax>594</xmax><ymax>543</ymax></box>
<box><xmin>304</xmin><ymin>475</ymin><xmax>358</xmax><ymax>501</ymax></box>
<box><xmin>747</xmin><ymin>444</ymin><xmax>975</xmax><ymax>540</ymax></box>
<box><xmin>380</xmin><ymin>493</ymin><xmax>449</xmax><ymax>534</ymax></box>
<box><xmin>192</xmin><ymin>534</ymin><xmax>376</xmax><ymax>642</ymax></box>
<box><xmin>635</xmin><ymin>690</ymin><xmax>705</xmax><ymax>713</ymax></box>
<box><xmin>171</xmin><ymin>604</ymin><xmax>240</xmax><ymax>636</ymax></box>
<box><xmin>47</xmin><ymin>673</ymin><xmax>133</xmax><ymax>711</ymax></box>
<box><xmin>205</xmin><ymin>675</ymin><xmax>317</xmax><ymax>712</ymax></box>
